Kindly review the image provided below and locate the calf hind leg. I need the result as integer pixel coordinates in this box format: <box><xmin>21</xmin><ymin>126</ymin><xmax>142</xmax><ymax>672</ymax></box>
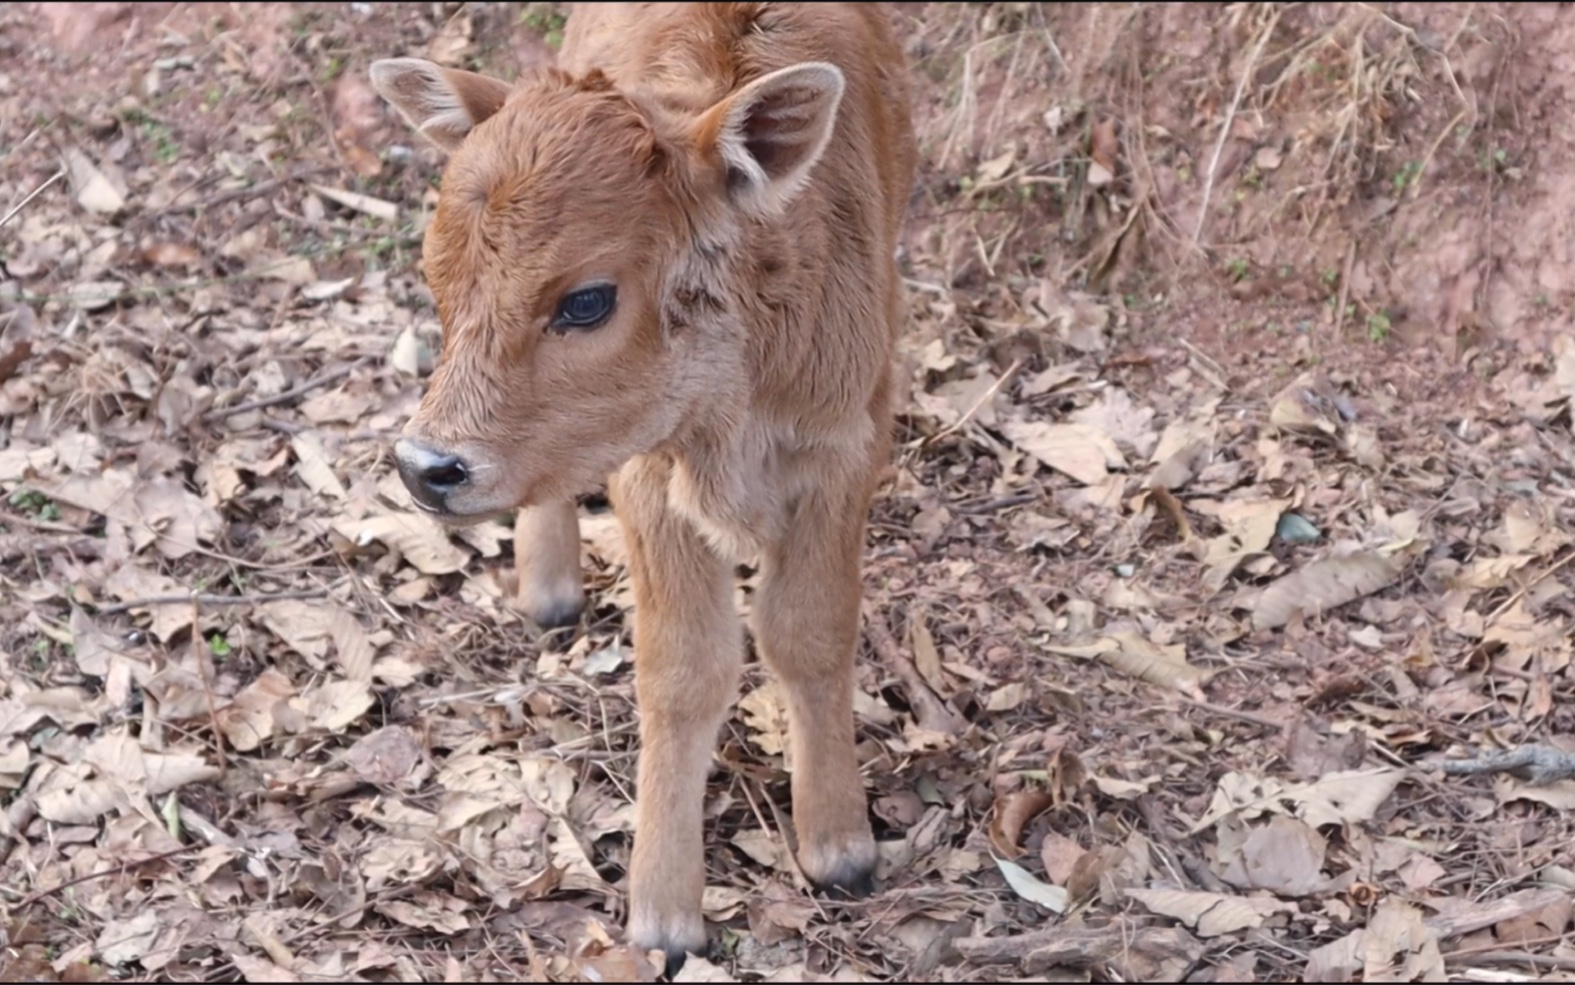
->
<box><xmin>514</xmin><ymin>499</ymin><xmax>586</xmax><ymax>630</ymax></box>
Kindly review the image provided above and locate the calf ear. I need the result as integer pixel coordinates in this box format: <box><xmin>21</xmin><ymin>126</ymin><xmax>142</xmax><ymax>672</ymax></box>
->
<box><xmin>695</xmin><ymin>62</ymin><xmax>845</xmax><ymax>216</ymax></box>
<box><xmin>370</xmin><ymin>57</ymin><xmax>512</xmax><ymax>152</ymax></box>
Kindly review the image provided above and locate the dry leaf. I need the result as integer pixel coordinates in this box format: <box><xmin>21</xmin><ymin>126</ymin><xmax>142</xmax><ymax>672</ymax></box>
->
<box><xmin>1127</xmin><ymin>888</ymin><xmax>1295</xmax><ymax>937</ymax></box>
<box><xmin>292</xmin><ymin>432</ymin><xmax>347</xmax><ymax>501</ymax></box>
<box><xmin>1252</xmin><ymin>553</ymin><xmax>1400</xmax><ymax>630</ymax></box>
<box><xmin>216</xmin><ymin>669</ymin><xmax>297</xmax><ymax>752</ymax></box>
<box><xmin>739</xmin><ymin>682</ymin><xmax>790</xmax><ymax>758</ymax></box>
<box><xmin>1048</xmin><ymin>630</ymin><xmax>1208</xmax><ymax>700</ymax></box>
<box><xmin>1001</xmin><ymin>419</ymin><xmax>1127</xmax><ymax>486</ymax></box>
<box><xmin>993</xmin><ymin>856</ymin><xmax>1069</xmax><ymax>913</ymax></box>
<box><xmin>307</xmin><ymin>679</ymin><xmax>374</xmax><ymax>732</ymax></box>
<box><xmin>909</xmin><ymin>615</ymin><xmax>949</xmax><ymax>696</ymax></box>
<box><xmin>309</xmin><ymin>183</ymin><xmax>398</xmax><ymax>222</ymax></box>
<box><xmin>988</xmin><ymin>789</ymin><xmax>1053</xmax><ymax>858</ymax></box>
<box><xmin>1363</xmin><ymin>897</ymin><xmax>1444</xmax><ymax>983</ymax></box>
<box><xmin>1216</xmin><ymin>814</ymin><xmax>1328</xmax><ymax>896</ymax></box>
<box><xmin>67</xmin><ymin>147</ymin><xmax>125</xmax><ymax>214</ymax></box>
<box><xmin>335</xmin><ymin>512</ymin><xmax>470</xmax><ymax>575</ymax></box>
<box><xmin>345</xmin><ymin>726</ymin><xmax>424</xmax><ymax>787</ymax></box>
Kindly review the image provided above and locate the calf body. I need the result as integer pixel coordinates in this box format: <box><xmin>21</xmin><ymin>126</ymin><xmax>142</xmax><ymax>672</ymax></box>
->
<box><xmin>371</xmin><ymin>2</ymin><xmax>916</xmax><ymax>968</ymax></box>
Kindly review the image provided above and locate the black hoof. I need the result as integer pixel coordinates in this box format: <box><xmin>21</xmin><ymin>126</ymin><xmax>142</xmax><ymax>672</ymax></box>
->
<box><xmin>810</xmin><ymin>858</ymin><xmax>877</xmax><ymax>901</ymax></box>
<box><xmin>531</xmin><ymin>599</ymin><xmax>583</xmax><ymax>632</ymax></box>
<box><xmin>660</xmin><ymin>946</ymin><xmax>691</xmax><ymax>979</ymax></box>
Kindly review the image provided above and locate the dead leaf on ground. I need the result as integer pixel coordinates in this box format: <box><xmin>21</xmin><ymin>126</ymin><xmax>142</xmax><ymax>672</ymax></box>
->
<box><xmin>1127</xmin><ymin>888</ymin><xmax>1295</xmax><ymax>937</ymax></box>
<box><xmin>1001</xmin><ymin>419</ymin><xmax>1126</xmax><ymax>486</ymax></box>
<box><xmin>739</xmin><ymin>681</ymin><xmax>790</xmax><ymax>759</ymax></box>
<box><xmin>334</xmin><ymin>512</ymin><xmax>470</xmax><ymax>575</ymax></box>
<box><xmin>992</xmin><ymin>856</ymin><xmax>1069</xmax><ymax>914</ymax></box>
<box><xmin>1252</xmin><ymin>552</ymin><xmax>1401</xmax><ymax>630</ymax></box>
<box><xmin>216</xmin><ymin>669</ymin><xmax>297</xmax><ymax>752</ymax></box>
<box><xmin>1044</xmin><ymin>630</ymin><xmax>1209</xmax><ymax>699</ymax></box>
<box><xmin>988</xmin><ymin>788</ymin><xmax>1053</xmax><ymax>858</ymax></box>
<box><xmin>1363</xmin><ymin>897</ymin><xmax>1445</xmax><ymax>983</ymax></box>
<box><xmin>1216</xmin><ymin>814</ymin><xmax>1329</xmax><ymax>896</ymax></box>
<box><xmin>66</xmin><ymin>147</ymin><xmax>125</xmax><ymax>214</ymax></box>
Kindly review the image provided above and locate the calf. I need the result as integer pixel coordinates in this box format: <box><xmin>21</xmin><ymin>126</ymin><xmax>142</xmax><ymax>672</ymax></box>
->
<box><xmin>371</xmin><ymin>1</ymin><xmax>916</xmax><ymax>969</ymax></box>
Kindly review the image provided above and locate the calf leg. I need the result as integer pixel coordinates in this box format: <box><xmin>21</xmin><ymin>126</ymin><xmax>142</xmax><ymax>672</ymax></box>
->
<box><xmin>613</xmin><ymin>459</ymin><xmax>741</xmax><ymax>971</ymax></box>
<box><xmin>513</xmin><ymin>499</ymin><xmax>585</xmax><ymax>630</ymax></box>
<box><xmin>751</xmin><ymin>480</ymin><xmax>877</xmax><ymax>895</ymax></box>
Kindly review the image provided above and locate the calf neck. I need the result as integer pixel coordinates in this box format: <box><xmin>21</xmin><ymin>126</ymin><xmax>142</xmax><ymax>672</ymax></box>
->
<box><xmin>371</xmin><ymin>1</ymin><xmax>916</xmax><ymax>970</ymax></box>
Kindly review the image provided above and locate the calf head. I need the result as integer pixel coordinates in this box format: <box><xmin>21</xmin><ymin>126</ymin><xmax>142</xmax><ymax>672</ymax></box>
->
<box><xmin>370</xmin><ymin>56</ymin><xmax>846</xmax><ymax>520</ymax></box>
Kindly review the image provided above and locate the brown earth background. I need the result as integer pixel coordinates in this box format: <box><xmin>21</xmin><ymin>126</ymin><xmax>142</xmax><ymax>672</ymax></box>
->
<box><xmin>2</xmin><ymin>2</ymin><xmax>1575</xmax><ymax>982</ymax></box>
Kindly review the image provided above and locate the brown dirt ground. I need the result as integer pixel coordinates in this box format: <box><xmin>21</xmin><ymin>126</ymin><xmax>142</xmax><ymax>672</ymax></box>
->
<box><xmin>2</xmin><ymin>2</ymin><xmax>1574</xmax><ymax>982</ymax></box>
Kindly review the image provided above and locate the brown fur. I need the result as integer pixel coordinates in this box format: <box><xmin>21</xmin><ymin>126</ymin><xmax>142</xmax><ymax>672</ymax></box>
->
<box><xmin>371</xmin><ymin>2</ymin><xmax>916</xmax><ymax>969</ymax></box>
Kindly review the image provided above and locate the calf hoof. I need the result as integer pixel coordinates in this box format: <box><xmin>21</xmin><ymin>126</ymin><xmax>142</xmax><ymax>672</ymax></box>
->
<box><xmin>798</xmin><ymin>835</ymin><xmax>879</xmax><ymax>900</ymax></box>
<box><xmin>629</xmin><ymin>912</ymin><xmax>706</xmax><ymax>979</ymax></box>
<box><xmin>524</xmin><ymin>595</ymin><xmax>584</xmax><ymax>631</ymax></box>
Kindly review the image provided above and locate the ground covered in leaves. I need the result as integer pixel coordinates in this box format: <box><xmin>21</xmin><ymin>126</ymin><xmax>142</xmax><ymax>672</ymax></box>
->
<box><xmin>2</xmin><ymin>2</ymin><xmax>1574</xmax><ymax>982</ymax></box>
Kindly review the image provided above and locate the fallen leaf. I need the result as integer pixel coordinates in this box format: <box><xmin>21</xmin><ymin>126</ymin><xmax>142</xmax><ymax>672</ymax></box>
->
<box><xmin>67</xmin><ymin>148</ymin><xmax>125</xmax><ymax>214</ymax></box>
<box><xmin>985</xmin><ymin>681</ymin><xmax>1028</xmax><ymax>712</ymax></box>
<box><xmin>1070</xmin><ymin>387</ymin><xmax>1156</xmax><ymax>459</ymax></box>
<box><xmin>988</xmin><ymin>789</ymin><xmax>1053</xmax><ymax>858</ymax></box>
<box><xmin>216</xmin><ymin>669</ymin><xmax>297</xmax><ymax>752</ymax></box>
<box><xmin>335</xmin><ymin>512</ymin><xmax>470</xmax><ymax>575</ymax></box>
<box><xmin>731</xmin><ymin>828</ymin><xmax>792</xmax><ymax>872</ymax></box>
<box><xmin>1216</xmin><ymin>814</ymin><xmax>1328</xmax><ymax>896</ymax></box>
<box><xmin>1048</xmin><ymin>630</ymin><xmax>1209</xmax><ymax>700</ymax></box>
<box><xmin>993</xmin><ymin>856</ymin><xmax>1068</xmax><ymax>914</ymax></box>
<box><xmin>95</xmin><ymin>911</ymin><xmax>158</xmax><ymax>966</ymax></box>
<box><xmin>133</xmin><ymin>475</ymin><xmax>224</xmax><ymax>560</ymax></box>
<box><xmin>309</xmin><ymin>183</ymin><xmax>398</xmax><ymax>222</ymax></box>
<box><xmin>307</xmin><ymin>679</ymin><xmax>374</xmax><ymax>731</ymax></box>
<box><xmin>291</xmin><ymin>432</ymin><xmax>347</xmax><ymax>501</ymax></box>
<box><xmin>344</xmin><ymin>726</ymin><xmax>424</xmax><ymax>787</ymax></box>
<box><xmin>1127</xmin><ymin>888</ymin><xmax>1295</xmax><ymax>937</ymax></box>
<box><xmin>377</xmin><ymin>892</ymin><xmax>469</xmax><ymax>933</ymax></box>
<box><xmin>909</xmin><ymin>615</ymin><xmax>949</xmax><ymax>696</ymax></box>
<box><xmin>1363</xmin><ymin>897</ymin><xmax>1444</xmax><ymax>983</ymax></box>
<box><xmin>1252</xmin><ymin>553</ymin><xmax>1400</xmax><ymax>630</ymax></box>
<box><xmin>428</xmin><ymin>9</ymin><xmax>474</xmax><ymax>66</ymax></box>
<box><xmin>1305</xmin><ymin>929</ymin><xmax>1364</xmax><ymax>983</ymax></box>
<box><xmin>140</xmin><ymin>241</ymin><xmax>200</xmax><ymax>268</ymax></box>
<box><xmin>739</xmin><ymin>681</ymin><xmax>790</xmax><ymax>758</ymax></box>
<box><xmin>1001</xmin><ymin>419</ymin><xmax>1127</xmax><ymax>486</ymax></box>
<box><xmin>1041</xmin><ymin>831</ymin><xmax>1087</xmax><ymax>884</ymax></box>
<box><xmin>37</xmin><ymin>779</ymin><xmax>120</xmax><ymax>824</ymax></box>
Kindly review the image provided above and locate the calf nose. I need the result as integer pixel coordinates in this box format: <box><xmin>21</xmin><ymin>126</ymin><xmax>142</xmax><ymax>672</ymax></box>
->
<box><xmin>395</xmin><ymin>438</ymin><xmax>470</xmax><ymax>512</ymax></box>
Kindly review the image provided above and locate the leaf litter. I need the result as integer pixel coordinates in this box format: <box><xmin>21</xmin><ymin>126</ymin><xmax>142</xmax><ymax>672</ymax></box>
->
<box><xmin>3</xmin><ymin>2</ymin><xmax>1575</xmax><ymax>982</ymax></box>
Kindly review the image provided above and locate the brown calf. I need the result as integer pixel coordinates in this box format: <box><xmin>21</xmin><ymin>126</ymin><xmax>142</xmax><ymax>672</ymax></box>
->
<box><xmin>371</xmin><ymin>1</ymin><xmax>916</xmax><ymax>970</ymax></box>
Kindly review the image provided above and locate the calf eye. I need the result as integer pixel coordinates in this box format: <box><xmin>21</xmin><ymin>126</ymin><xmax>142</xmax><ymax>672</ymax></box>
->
<box><xmin>551</xmin><ymin>283</ymin><xmax>617</xmax><ymax>332</ymax></box>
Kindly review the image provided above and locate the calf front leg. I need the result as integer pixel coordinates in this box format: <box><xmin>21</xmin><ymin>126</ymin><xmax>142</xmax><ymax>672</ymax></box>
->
<box><xmin>752</xmin><ymin>481</ymin><xmax>877</xmax><ymax>896</ymax></box>
<box><xmin>513</xmin><ymin>499</ymin><xmax>585</xmax><ymax>630</ymax></box>
<box><xmin>612</xmin><ymin>459</ymin><xmax>741</xmax><ymax>971</ymax></box>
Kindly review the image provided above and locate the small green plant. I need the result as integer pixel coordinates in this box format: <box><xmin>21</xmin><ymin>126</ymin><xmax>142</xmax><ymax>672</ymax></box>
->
<box><xmin>320</xmin><ymin>54</ymin><xmax>346</xmax><ymax>83</ymax></box>
<box><xmin>1366</xmin><ymin>310</ymin><xmax>1392</xmax><ymax>342</ymax></box>
<box><xmin>8</xmin><ymin>489</ymin><xmax>59</xmax><ymax>522</ymax></box>
<box><xmin>139</xmin><ymin>118</ymin><xmax>180</xmax><ymax>164</ymax></box>
<box><xmin>1225</xmin><ymin>257</ymin><xmax>1250</xmax><ymax>282</ymax></box>
<box><xmin>207</xmin><ymin>632</ymin><xmax>234</xmax><ymax>658</ymax></box>
<box><xmin>520</xmin><ymin>4</ymin><xmax>568</xmax><ymax>48</ymax></box>
<box><xmin>1392</xmin><ymin>161</ymin><xmax>1422</xmax><ymax>194</ymax></box>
